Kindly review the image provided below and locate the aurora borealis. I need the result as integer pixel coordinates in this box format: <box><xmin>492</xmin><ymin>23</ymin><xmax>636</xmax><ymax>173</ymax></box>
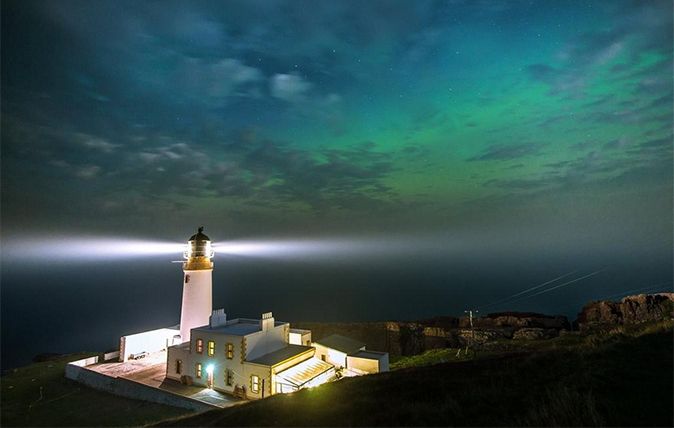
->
<box><xmin>1</xmin><ymin>1</ymin><xmax>672</xmax><ymax>367</ymax></box>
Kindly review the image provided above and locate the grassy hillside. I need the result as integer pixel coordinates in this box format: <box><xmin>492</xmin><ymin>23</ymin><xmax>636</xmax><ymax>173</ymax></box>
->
<box><xmin>1</xmin><ymin>353</ymin><xmax>192</xmax><ymax>427</ymax></box>
<box><xmin>158</xmin><ymin>321</ymin><xmax>674</xmax><ymax>427</ymax></box>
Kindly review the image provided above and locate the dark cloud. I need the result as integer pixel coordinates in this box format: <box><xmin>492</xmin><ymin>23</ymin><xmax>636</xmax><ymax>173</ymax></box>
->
<box><xmin>468</xmin><ymin>143</ymin><xmax>543</xmax><ymax>161</ymax></box>
<box><xmin>484</xmin><ymin>137</ymin><xmax>671</xmax><ymax>195</ymax></box>
<box><xmin>1</xmin><ymin>111</ymin><xmax>396</xmax><ymax>224</ymax></box>
<box><xmin>526</xmin><ymin>64</ymin><xmax>557</xmax><ymax>84</ymax></box>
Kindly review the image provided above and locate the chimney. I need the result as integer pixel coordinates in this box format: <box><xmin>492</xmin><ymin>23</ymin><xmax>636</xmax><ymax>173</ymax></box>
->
<box><xmin>210</xmin><ymin>309</ymin><xmax>227</xmax><ymax>328</ymax></box>
<box><xmin>260</xmin><ymin>312</ymin><xmax>274</xmax><ymax>331</ymax></box>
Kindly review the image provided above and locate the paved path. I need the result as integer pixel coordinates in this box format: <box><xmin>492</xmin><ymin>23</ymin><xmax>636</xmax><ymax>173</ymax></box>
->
<box><xmin>86</xmin><ymin>351</ymin><xmax>242</xmax><ymax>409</ymax></box>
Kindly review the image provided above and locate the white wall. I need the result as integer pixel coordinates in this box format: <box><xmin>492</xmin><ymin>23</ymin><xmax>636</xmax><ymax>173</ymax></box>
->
<box><xmin>65</xmin><ymin>362</ymin><xmax>213</xmax><ymax>411</ymax></box>
<box><xmin>245</xmin><ymin>324</ymin><xmax>287</xmax><ymax>361</ymax></box>
<box><xmin>313</xmin><ymin>343</ymin><xmax>347</xmax><ymax>368</ymax></box>
<box><xmin>179</xmin><ymin>331</ymin><xmax>247</xmax><ymax>392</ymax></box>
<box><xmin>180</xmin><ymin>269</ymin><xmax>212</xmax><ymax>342</ymax></box>
<box><xmin>243</xmin><ymin>363</ymin><xmax>272</xmax><ymax>399</ymax></box>
<box><xmin>288</xmin><ymin>332</ymin><xmax>302</xmax><ymax>345</ymax></box>
<box><xmin>289</xmin><ymin>331</ymin><xmax>312</xmax><ymax>346</ymax></box>
<box><xmin>120</xmin><ymin>328</ymin><xmax>180</xmax><ymax>362</ymax></box>
<box><xmin>166</xmin><ymin>345</ymin><xmax>190</xmax><ymax>381</ymax></box>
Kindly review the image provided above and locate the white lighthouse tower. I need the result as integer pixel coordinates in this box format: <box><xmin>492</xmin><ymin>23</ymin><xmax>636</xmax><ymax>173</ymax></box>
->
<box><xmin>179</xmin><ymin>226</ymin><xmax>214</xmax><ymax>343</ymax></box>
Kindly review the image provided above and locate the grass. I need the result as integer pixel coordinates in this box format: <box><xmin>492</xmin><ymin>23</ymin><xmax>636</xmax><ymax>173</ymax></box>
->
<box><xmin>389</xmin><ymin>347</ymin><xmax>499</xmax><ymax>369</ymax></box>
<box><xmin>390</xmin><ymin>330</ymin><xmax>589</xmax><ymax>370</ymax></box>
<box><xmin>157</xmin><ymin>321</ymin><xmax>674</xmax><ymax>427</ymax></box>
<box><xmin>1</xmin><ymin>353</ymin><xmax>192</xmax><ymax>427</ymax></box>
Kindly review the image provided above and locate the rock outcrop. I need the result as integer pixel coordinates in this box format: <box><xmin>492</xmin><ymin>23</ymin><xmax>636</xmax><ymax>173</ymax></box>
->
<box><xmin>465</xmin><ymin>312</ymin><xmax>570</xmax><ymax>330</ymax></box>
<box><xmin>576</xmin><ymin>293</ymin><xmax>674</xmax><ymax>330</ymax></box>
<box><xmin>512</xmin><ymin>328</ymin><xmax>559</xmax><ymax>340</ymax></box>
<box><xmin>383</xmin><ymin>312</ymin><xmax>570</xmax><ymax>353</ymax></box>
<box><xmin>295</xmin><ymin>293</ymin><xmax>672</xmax><ymax>358</ymax></box>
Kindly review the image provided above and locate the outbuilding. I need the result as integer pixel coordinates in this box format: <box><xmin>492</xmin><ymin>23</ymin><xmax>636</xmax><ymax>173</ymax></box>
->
<box><xmin>313</xmin><ymin>334</ymin><xmax>365</xmax><ymax>368</ymax></box>
<box><xmin>347</xmin><ymin>350</ymin><xmax>389</xmax><ymax>374</ymax></box>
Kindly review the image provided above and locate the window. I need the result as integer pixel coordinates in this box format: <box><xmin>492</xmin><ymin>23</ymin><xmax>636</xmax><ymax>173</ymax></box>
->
<box><xmin>176</xmin><ymin>359</ymin><xmax>182</xmax><ymax>375</ymax></box>
<box><xmin>226</xmin><ymin>342</ymin><xmax>234</xmax><ymax>359</ymax></box>
<box><xmin>225</xmin><ymin>369</ymin><xmax>233</xmax><ymax>386</ymax></box>
<box><xmin>251</xmin><ymin>375</ymin><xmax>260</xmax><ymax>393</ymax></box>
<box><xmin>321</xmin><ymin>354</ymin><xmax>326</xmax><ymax>362</ymax></box>
<box><xmin>196</xmin><ymin>338</ymin><xmax>204</xmax><ymax>354</ymax></box>
<box><xmin>196</xmin><ymin>363</ymin><xmax>202</xmax><ymax>379</ymax></box>
<box><xmin>208</xmin><ymin>340</ymin><xmax>215</xmax><ymax>357</ymax></box>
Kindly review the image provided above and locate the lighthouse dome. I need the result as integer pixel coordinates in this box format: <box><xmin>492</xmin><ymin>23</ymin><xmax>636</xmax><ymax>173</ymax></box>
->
<box><xmin>189</xmin><ymin>226</ymin><xmax>210</xmax><ymax>242</ymax></box>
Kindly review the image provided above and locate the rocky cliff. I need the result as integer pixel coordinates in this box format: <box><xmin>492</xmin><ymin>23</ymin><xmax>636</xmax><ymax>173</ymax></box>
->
<box><xmin>295</xmin><ymin>312</ymin><xmax>571</xmax><ymax>356</ymax></box>
<box><xmin>293</xmin><ymin>293</ymin><xmax>673</xmax><ymax>357</ymax></box>
<box><xmin>576</xmin><ymin>293</ymin><xmax>674</xmax><ymax>330</ymax></box>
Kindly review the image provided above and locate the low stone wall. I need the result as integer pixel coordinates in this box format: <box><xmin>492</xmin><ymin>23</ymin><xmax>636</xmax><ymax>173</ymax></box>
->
<box><xmin>104</xmin><ymin>351</ymin><xmax>120</xmax><ymax>361</ymax></box>
<box><xmin>65</xmin><ymin>362</ymin><xmax>213</xmax><ymax>411</ymax></box>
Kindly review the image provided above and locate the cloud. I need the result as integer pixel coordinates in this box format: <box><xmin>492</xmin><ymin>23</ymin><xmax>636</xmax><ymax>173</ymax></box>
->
<box><xmin>484</xmin><ymin>133</ymin><xmax>671</xmax><ymax>195</ymax></box>
<box><xmin>209</xmin><ymin>59</ymin><xmax>262</xmax><ymax>93</ymax></box>
<box><xmin>526</xmin><ymin>1</ymin><xmax>672</xmax><ymax>98</ymax></box>
<box><xmin>639</xmin><ymin>136</ymin><xmax>672</xmax><ymax>150</ymax></box>
<box><xmin>526</xmin><ymin>64</ymin><xmax>556</xmax><ymax>84</ymax></box>
<box><xmin>468</xmin><ymin>143</ymin><xmax>543</xmax><ymax>161</ymax></box>
<box><xmin>603</xmin><ymin>137</ymin><xmax>631</xmax><ymax>150</ymax></box>
<box><xmin>76</xmin><ymin>134</ymin><xmax>119</xmax><ymax>153</ymax></box>
<box><xmin>270</xmin><ymin>73</ymin><xmax>313</xmax><ymax>102</ymax></box>
<box><xmin>75</xmin><ymin>165</ymin><xmax>102</xmax><ymax>179</ymax></box>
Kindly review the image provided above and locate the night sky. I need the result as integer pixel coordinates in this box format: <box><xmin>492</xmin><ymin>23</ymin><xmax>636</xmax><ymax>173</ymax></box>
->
<box><xmin>1</xmin><ymin>1</ymin><xmax>672</xmax><ymax>368</ymax></box>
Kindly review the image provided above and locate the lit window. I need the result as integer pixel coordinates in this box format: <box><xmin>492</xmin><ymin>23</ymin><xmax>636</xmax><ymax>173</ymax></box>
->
<box><xmin>176</xmin><ymin>359</ymin><xmax>182</xmax><ymax>375</ymax></box>
<box><xmin>251</xmin><ymin>375</ymin><xmax>260</xmax><ymax>393</ymax></box>
<box><xmin>225</xmin><ymin>369</ymin><xmax>233</xmax><ymax>386</ymax></box>
<box><xmin>226</xmin><ymin>343</ymin><xmax>234</xmax><ymax>359</ymax></box>
<box><xmin>196</xmin><ymin>363</ymin><xmax>202</xmax><ymax>379</ymax></box>
<box><xmin>196</xmin><ymin>338</ymin><xmax>204</xmax><ymax>353</ymax></box>
<box><xmin>208</xmin><ymin>341</ymin><xmax>215</xmax><ymax>357</ymax></box>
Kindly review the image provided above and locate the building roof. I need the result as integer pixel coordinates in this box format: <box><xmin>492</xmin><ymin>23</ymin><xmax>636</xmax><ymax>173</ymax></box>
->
<box><xmin>289</xmin><ymin>328</ymin><xmax>311</xmax><ymax>334</ymax></box>
<box><xmin>192</xmin><ymin>318</ymin><xmax>286</xmax><ymax>336</ymax></box>
<box><xmin>246</xmin><ymin>344</ymin><xmax>313</xmax><ymax>366</ymax></box>
<box><xmin>349</xmin><ymin>350</ymin><xmax>388</xmax><ymax>360</ymax></box>
<box><xmin>314</xmin><ymin>334</ymin><xmax>365</xmax><ymax>354</ymax></box>
<box><xmin>276</xmin><ymin>357</ymin><xmax>334</xmax><ymax>388</ymax></box>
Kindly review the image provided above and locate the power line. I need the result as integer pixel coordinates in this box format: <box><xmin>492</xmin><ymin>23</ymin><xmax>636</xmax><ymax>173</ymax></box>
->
<box><xmin>478</xmin><ymin>270</ymin><xmax>578</xmax><ymax>311</ymax></box>
<box><xmin>479</xmin><ymin>269</ymin><xmax>606</xmax><ymax>312</ymax></box>
<box><xmin>597</xmin><ymin>281</ymin><xmax>672</xmax><ymax>301</ymax></box>
<box><xmin>512</xmin><ymin>269</ymin><xmax>605</xmax><ymax>301</ymax></box>
<box><xmin>552</xmin><ymin>281</ymin><xmax>672</xmax><ymax>314</ymax></box>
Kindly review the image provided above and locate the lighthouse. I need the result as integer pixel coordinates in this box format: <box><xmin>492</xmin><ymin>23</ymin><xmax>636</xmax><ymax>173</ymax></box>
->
<box><xmin>179</xmin><ymin>226</ymin><xmax>214</xmax><ymax>343</ymax></box>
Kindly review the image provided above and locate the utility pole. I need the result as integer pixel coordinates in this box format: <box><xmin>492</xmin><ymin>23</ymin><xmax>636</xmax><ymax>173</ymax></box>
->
<box><xmin>464</xmin><ymin>309</ymin><xmax>478</xmax><ymax>355</ymax></box>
